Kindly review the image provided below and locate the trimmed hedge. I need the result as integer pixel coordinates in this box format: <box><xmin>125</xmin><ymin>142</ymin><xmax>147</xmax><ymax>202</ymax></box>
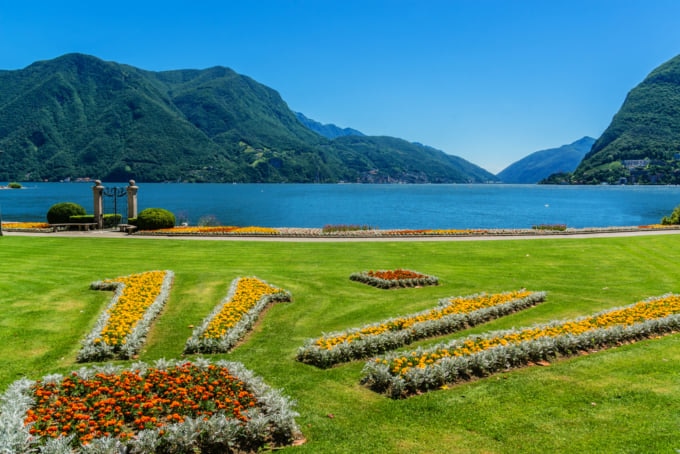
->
<box><xmin>70</xmin><ymin>215</ymin><xmax>95</xmax><ymax>222</ymax></box>
<box><xmin>103</xmin><ymin>214</ymin><xmax>122</xmax><ymax>228</ymax></box>
<box><xmin>46</xmin><ymin>202</ymin><xmax>86</xmax><ymax>224</ymax></box>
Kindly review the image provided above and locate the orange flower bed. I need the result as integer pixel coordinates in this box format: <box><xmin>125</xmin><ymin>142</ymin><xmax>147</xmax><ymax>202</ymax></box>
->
<box><xmin>383</xmin><ymin>229</ymin><xmax>488</xmax><ymax>235</ymax></box>
<box><xmin>202</xmin><ymin>277</ymin><xmax>285</xmax><ymax>339</ymax></box>
<box><xmin>153</xmin><ymin>225</ymin><xmax>241</xmax><ymax>234</ymax></box>
<box><xmin>26</xmin><ymin>362</ymin><xmax>254</xmax><ymax>445</ymax></box>
<box><xmin>297</xmin><ymin>290</ymin><xmax>545</xmax><ymax>367</ymax></box>
<box><xmin>97</xmin><ymin>271</ymin><xmax>168</xmax><ymax>347</ymax></box>
<box><xmin>78</xmin><ymin>271</ymin><xmax>174</xmax><ymax>361</ymax></box>
<box><xmin>140</xmin><ymin>226</ymin><xmax>279</xmax><ymax>235</ymax></box>
<box><xmin>363</xmin><ymin>293</ymin><xmax>680</xmax><ymax>397</ymax></box>
<box><xmin>6</xmin><ymin>359</ymin><xmax>301</xmax><ymax>451</ymax></box>
<box><xmin>387</xmin><ymin>293</ymin><xmax>680</xmax><ymax>376</ymax></box>
<box><xmin>366</xmin><ymin>269</ymin><xmax>428</xmax><ymax>280</ymax></box>
<box><xmin>1</xmin><ymin>222</ymin><xmax>51</xmax><ymax>230</ymax></box>
<box><xmin>350</xmin><ymin>268</ymin><xmax>439</xmax><ymax>289</ymax></box>
<box><xmin>317</xmin><ymin>290</ymin><xmax>535</xmax><ymax>350</ymax></box>
<box><xmin>185</xmin><ymin>277</ymin><xmax>291</xmax><ymax>354</ymax></box>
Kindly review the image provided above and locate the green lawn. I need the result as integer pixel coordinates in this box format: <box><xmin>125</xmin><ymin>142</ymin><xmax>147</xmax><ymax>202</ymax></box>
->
<box><xmin>0</xmin><ymin>234</ymin><xmax>679</xmax><ymax>453</ymax></box>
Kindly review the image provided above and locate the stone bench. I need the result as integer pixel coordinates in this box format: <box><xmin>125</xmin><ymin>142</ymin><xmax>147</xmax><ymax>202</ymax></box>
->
<box><xmin>50</xmin><ymin>223</ymin><xmax>98</xmax><ymax>232</ymax></box>
<box><xmin>117</xmin><ymin>224</ymin><xmax>138</xmax><ymax>234</ymax></box>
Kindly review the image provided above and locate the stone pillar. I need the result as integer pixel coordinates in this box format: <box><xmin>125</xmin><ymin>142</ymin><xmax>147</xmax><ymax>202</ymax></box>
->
<box><xmin>127</xmin><ymin>180</ymin><xmax>138</xmax><ymax>221</ymax></box>
<box><xmin>93</xmin><ymin>180</ymin><xmax>104</xmax><ymax>229</ymax></box>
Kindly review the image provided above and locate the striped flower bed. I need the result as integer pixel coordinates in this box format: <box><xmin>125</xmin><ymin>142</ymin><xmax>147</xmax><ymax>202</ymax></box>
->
<box><xmin>184</xmin><ymin>277</ymin><xmax>291</xmax><ymax>354</ymax></box>
<box><xmin>1</xmin><ymin>222</ymin><xmax>52</xmax><ymax>232</ymax></box>
<box><xmin>361</xmin><ymin>293</ymin><xmax>680</xmax><ymax>398</ymax></box>
<box><xmin>0</xmin><ymin>358</ymin><xmax>300</xmax><ymax>453</ymax></box>
<box><xmin>77</xmin><ymin>270</ymin><xmax>174</xmax><ymax>362</ymax></box>
<box><xmin>297</xmin><ymin>290</ymin><xmax>546</xmax><ymax>368</ymax></box>
<box><xmin>349</xmin><ymin>269</ymin><xmax>439</xmax><ymax>289</ymax></box>
<box><xmin>139</xmin><ymin>226</ymin><xmax>279</xmax><ymax>236</ymax></box>
<box><xmin>382</xmin><ymin>229</ymin><xmax>489</xmax><ymax>236</ymax></box>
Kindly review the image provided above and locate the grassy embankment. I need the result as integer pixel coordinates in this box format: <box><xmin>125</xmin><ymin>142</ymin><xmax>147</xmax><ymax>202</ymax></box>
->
<box><xmin>0</xmin><ymin>234</ymin><xmax>678</xmax><ymax>453</ymax></box>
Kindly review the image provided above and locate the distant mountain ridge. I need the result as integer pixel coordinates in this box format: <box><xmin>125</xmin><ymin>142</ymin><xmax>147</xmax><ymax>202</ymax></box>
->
<box><xmin>294</xmin><ymin>112</ymin><xmax>364</xmax><ymax>139</ymax></box>
<box><xmin>0</xmin><ymin>53</ymin><xmax>497</xmax><ymax>184</ymax></box>
<box><xmin>497</xmin><ymin>137</ymin><xmax>594</xmax><ymax>183</ymax></box>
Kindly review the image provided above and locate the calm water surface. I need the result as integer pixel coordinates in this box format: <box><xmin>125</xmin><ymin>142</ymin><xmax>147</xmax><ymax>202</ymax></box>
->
<box><xmin>1</xmin><ymin>183</ymin><xmax>679</xmax><ymax>229</ymax></box>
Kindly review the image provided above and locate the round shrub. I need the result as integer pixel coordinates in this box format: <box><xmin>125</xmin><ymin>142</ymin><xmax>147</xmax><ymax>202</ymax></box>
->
<box><xmin>135</xmin><ymin>208</ymin><xmax>176</xmax><ymax>230</ymax></box>
<box><xmin>46</xmin><ymin>202</ymin><xmax>87</xmax><ymax>224</ymax></box>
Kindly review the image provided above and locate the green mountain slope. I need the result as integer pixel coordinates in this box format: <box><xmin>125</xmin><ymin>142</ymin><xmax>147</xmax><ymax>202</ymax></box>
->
<box><xmin>0</xmin><ymin>53</ymin><xmax>496</xmax><ymax>183</ymax></box>
<box><xmin>333</xmin><ymin>136</ymin><xmax>495</xmax><ymax>183</ymax></box>
<box><xmin>571</xmin><ymin>54</ymin><xmax>680</xmax><ymax>184</ymax></box>
<box><xmin>497</xmin><ymin>137</ymin><xmax>594</xmax><ymax>184</ymax></box>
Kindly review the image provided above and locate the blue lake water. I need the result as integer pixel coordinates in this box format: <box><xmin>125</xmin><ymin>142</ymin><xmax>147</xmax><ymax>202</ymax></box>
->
<box><xmin>1</xmin><ymin>183</ymin><xmax>679</xmax><ymax>229</ymax></box>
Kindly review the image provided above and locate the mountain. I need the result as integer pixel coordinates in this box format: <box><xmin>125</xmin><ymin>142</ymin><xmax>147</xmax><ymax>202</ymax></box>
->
<box><xmin>571</xmin><ymin>54</ymin><xmax>680</xmax><ymax>184</ymax></box>
<box><xmin>330</xmin><ymin>135</ymin><xmax>496</xmax><ymax>183</ymax></box>
<box><xmin>0</xmin><ymin>53</ymin><xmax>497</xmax><ymax>183</ymax></box>
<box><xmin>294</xmin><ymin>112</ymin><xmax>364</xmax><ymax>139</ymax></box>
<box><xmin>496</xmin><ymin>137</ymin><xmax>594</xmax><ymax>183</ymax></box>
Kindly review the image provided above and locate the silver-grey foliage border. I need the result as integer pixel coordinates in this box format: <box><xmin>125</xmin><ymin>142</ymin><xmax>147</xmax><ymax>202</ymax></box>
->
<box><xmin>0</xmin><ymin>358</ymin><xmax>300</xmax><ymax>454</ymax></box>
<box><xmin>349</xmin><ymin>269</ymin><xmax>439</xmax><ymax>289</ymax></box>
<box><xmin>297</xmin><ymin>291</ymin><xmax>547</xmax><ymax>368</ymax></box>
<box><xmin>77</xmin><ymin>270</ymin><xmax>175</xmax><ymax>362</ymax></box>
<box><xmin>184</xmin><ymin>277</ymin><xmax>292</xmax><ymax>354</ymax></box>
<box><xmin>361</xmin><ymin>299</ymin><xmax>680</xmax><ymax>399</ymax></box>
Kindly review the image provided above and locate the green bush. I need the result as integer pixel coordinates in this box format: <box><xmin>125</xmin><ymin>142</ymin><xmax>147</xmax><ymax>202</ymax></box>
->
<box><xmin>103</xmin><ymin>214</ymin><xmax>122</xmax><ymax>228</ymax></box>
<box><xmin>46</xmin><ymin>202</ymin><xmax>87</xmax><ymax>224</ymax></box>
<box><xmin>661</xmin><ymin>205</ymin><xmax>680</xmax><ymax>225</ymax></box>
<box><xmin>69</xmin><ymin>215</ymin><xmax>95</xmax><ymax>223</ymax></box>
<box><xmin>68</xmin><ymin>214</ymin><xmax>121</xmax><ymax>228</ymax></box>
<box><xmin>135</xmin><ymin>208</ymin><xmax>175</xmax><ymax>230</ymax></box>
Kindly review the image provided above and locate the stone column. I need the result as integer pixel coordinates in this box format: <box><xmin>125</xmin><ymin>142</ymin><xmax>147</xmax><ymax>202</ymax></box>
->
<box><xmin>93</xmin><ymin>180</ymin><xmax>104</xmax><ymax>229</ymax></box>
<box><xmin>127</xmin><ymin>180</ymin><xmax>138</xmax><ymax>221</ymax></box>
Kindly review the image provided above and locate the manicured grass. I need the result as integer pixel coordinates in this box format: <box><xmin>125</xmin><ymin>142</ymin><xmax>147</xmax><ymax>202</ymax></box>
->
<box><xmin>0</xmin><ymin>234</ymin><xmax>679</xmax><ymax>453</ymax></box>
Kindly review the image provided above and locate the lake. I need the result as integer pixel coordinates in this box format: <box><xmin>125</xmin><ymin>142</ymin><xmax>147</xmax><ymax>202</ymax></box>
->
<box><xmin>1</xmin><ymin>183</ymin><xmax>679</xmax><ymax>229</ymax></box>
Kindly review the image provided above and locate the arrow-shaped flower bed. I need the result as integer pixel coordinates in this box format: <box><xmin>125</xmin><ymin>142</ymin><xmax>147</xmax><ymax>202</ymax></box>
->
<box><xmin>297</xmin><ymin>290</ymin><xmax>546</xmax><ymax>368</ymax></box>
<box><xmin>349</xmin><ymin>268</ymin><xmax>439</xmax><ymax>289</ymax></box>
<box><xmin>78</xmin><ymin>270</ymin><xmax>174</xmax><ymax>362</ymax></box>
<box><xmin>0</xmin><ymin>358</ymin><xmax>300</xmax><ymax>453</ymax></box>
<box><xmin>361</xmin><ymin>293</ymin><xmax>680</xmax><ymax>398</ymax></box>
<box><xmin>184</xmin><ymin>277</ymin><xmax>291</xmax><ymax>354</ymax></box>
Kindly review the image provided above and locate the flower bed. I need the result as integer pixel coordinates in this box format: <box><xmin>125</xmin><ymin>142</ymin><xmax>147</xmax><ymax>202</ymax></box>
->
<box><xmin>322</xmin><ymin>224</ymin><xmax>375</xmax><ymax>233</ymax></box>
<box><xmin>1</xmin><ymin>222</ymin><xmax>52</xmax><ymax>232</ymax></box>
<box><xmin>297</xmin><ymin>290</ymin><xmax>546</xmax><ymax>368</ymax></box>
<box><xmin>382</xmin><ymin>228</ymin><xmax>489</xmax><ymax>236</ymax></box>
<box><xmin>349</xmin><ymin>268</ymin><xmax>439</xmax><ymax>289</ymax></box>
<box><xmin>361</xmin><ymin>293</ymin><xmax>680</xmax><ymax>398</ymax></box>
<box><xmin>137</xmin><ymin>225</ymin><xmax>280</xmax><ymax>236</ymax></box>
<box><xmin>115</xmin><ymin>223</ymin><xmax>680</xmax><ymax>238</ymax></box>
<box><xmin>0</xmin><ymin>358</ymin><xmax>300</xmax><ymax>453</ymax></box>
<box><xmin>532</xmin><ymin>224</ymin><xmax>567</xmax><ymax>231</ymax></box>
<box><xmin>184</xmin><ymin>277</ymin><xmax>291</xmax><ymax>354</ymax></box>
<box><xmin>77</xmin><ymin>270</ymin><xmax>174</xmax><ymax>362</ymax></box>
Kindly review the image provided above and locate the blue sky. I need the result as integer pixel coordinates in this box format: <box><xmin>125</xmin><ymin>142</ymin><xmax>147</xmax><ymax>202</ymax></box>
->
<box><xmin>2</xmin><ymin>0</ymin><xmax>680</xmax><ymax>173</ymax></box>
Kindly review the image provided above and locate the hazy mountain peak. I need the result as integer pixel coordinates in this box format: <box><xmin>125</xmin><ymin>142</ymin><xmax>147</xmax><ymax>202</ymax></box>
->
<box><xmin>497</xmin><ymin>137</ymin><xmax>595</xmax><ymax>184</ymax></box>
<box><xmin>294</xmin><ymin>112</ymin><xmax>365</xmax><ymax>139</ymax></box>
